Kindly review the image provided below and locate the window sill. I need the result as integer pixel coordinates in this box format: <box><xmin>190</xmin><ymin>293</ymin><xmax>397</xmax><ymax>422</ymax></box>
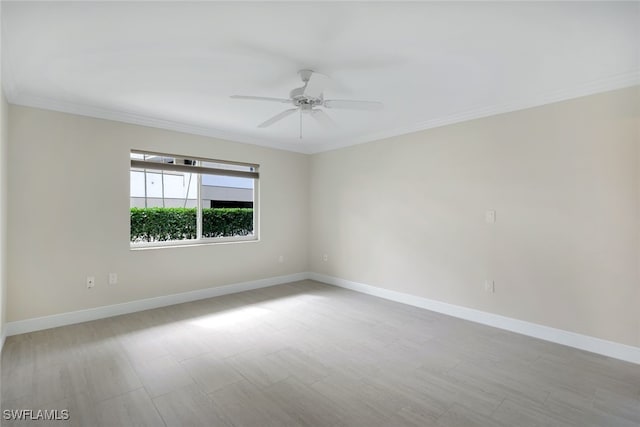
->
<box><xmin>130</xmin><ymin>236</ymin><xmax>258</xmax><ymax>250</ymax></box>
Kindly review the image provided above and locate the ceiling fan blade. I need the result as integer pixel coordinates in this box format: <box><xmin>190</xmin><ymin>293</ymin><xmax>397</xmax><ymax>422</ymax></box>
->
<box><xmin>323</xmin><ymin>99</ymin><xmax>384</xmax><ymax>111</ymax></box>
<box><xmin>231</xmin><ymin>95</ymin><xmax>292</xmax><ymax>104</ymax></box>
<box><xmin>257</xmin><ymin>108</ymin><xmax>298</xmax><ymax>128</ymax></box>
<box><xmin>311</xmin><ymin>109</ymin><xmax>337</xmax><ymax>128</ymax></box>
<box><xmin>303</xmin><ymin>72</ymin><xmax>329</xmax><ymax>98</ymax></box>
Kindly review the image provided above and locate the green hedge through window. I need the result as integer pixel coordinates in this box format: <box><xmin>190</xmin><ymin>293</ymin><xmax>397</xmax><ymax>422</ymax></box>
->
<box><xmin>130</xmin><ymin>207</ymin><xmax>253</xmax><ymax>243</ymax></box>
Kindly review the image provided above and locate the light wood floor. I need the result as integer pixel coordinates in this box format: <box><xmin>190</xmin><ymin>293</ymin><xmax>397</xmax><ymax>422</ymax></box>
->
<box><xmin>1</xmin><ymin>280</ymin><xmax>639</xmax><ymax>426</ymax></box>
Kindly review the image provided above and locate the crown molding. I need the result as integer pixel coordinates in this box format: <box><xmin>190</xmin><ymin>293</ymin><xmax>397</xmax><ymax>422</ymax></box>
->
<box><xmin>5</xmin><ymin>93</ymin><xmax>314</xmax><ymax>154</ymax></box>
<box><xmin>4</xmin><ymin>71</ymin><xmax>638</xmax><ymax>155</ymax></box>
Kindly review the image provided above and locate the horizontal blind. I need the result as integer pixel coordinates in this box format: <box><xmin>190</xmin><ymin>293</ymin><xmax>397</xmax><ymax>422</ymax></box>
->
<box><xmin>130</xmin><ymin>150</ymin><xmax>259</xmax><ymax>179</ymax></box>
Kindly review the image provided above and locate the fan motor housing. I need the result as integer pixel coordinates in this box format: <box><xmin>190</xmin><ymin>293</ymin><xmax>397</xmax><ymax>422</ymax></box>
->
<box><xmin>290</xmin><ymin>86</ymin><xmax>322</xmax><ymax>107</ymax></box>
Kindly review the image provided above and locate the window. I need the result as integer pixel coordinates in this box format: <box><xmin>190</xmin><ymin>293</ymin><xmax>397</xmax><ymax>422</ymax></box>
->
<box><xmin>130</xmin><ymin>150</ymin><xmax>259</xmax><ymax>247</ymax></box>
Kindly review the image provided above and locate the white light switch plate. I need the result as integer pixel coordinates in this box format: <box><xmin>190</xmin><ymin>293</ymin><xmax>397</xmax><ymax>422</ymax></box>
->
<box><xmin>485</xmin><ymin>210</ymin><xmax>496</xmax><ymax>224</ymax></box>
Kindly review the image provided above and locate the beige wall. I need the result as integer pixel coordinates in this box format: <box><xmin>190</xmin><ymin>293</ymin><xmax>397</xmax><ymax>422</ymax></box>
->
<box><xmin>0</xmin><ymin>91</ymin><xmax>7</xmax><ymax>343</ymax></box>
<box><xmin>310</xmin><ymin>87</ymin><xmax>640</xmax><ymax>347</ymax></box>
<box><xmin>0</xmin><ymin>0</ymin><xmax>7</xmax><ymax>345</ymax></box>
<box><xmin>7</xmin><ymin>106</ymin><xmax>309</xmax><ymax>321</ymax></box>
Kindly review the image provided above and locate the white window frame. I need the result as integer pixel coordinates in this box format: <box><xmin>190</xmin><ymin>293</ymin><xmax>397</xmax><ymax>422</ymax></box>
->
<box><xmin>130</xmin><ymin>150</ymin><xmax>259</xmax><ymax>249</ymax></box>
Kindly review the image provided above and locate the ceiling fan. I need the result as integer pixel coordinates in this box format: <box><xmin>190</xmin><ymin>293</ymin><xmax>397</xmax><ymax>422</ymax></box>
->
<box><xmin>231</xmin><ymin>69</ymin><xmax>383</xmax><ymax>139</ymax></box>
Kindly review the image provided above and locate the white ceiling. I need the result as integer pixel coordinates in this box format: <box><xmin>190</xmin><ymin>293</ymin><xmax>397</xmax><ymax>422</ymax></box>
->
<box><xmin>2</xmin><ymin>1</ymin><xmax>639</xmax><ymax>154</ymax></box>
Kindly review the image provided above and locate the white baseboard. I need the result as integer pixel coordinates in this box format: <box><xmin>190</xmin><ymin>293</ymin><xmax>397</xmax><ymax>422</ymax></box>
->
<box><xmin>309</xmin><ymin>272</ymin><xmax>640</xmax><ymax>365</ymax></box>
<box><xmin>5</xmin><ymin>271</ymin><xmax>639</xmax><ymax>365</ymax></box>
<box><xmin>5</xmin><ymin>272</ymin><xmax>309</xmax><ymax>336</ymax></box>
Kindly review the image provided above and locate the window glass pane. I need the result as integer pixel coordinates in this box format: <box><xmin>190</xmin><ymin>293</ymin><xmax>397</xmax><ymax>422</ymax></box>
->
<box><xmin>201</xmin><ymin>173</ymin><xmax>254</xmax><ymax>238</ymax></box>
<box><xmin>130</xmin><ymin>167</ymin><xmax>197</xmax><ymax>243</ymax></box>
<box><xmin>201</xmin><ymin>174</ymin><xmax>254</xmax><ymax>189</ymax></box>
<box><xmin>130</xmin><ymin>170</ymin><xmax>146</xmax><ymax>198</ymax></box>
<box><xmin>145</xmin><ymin>172</ymin><xmax>164</xmax><ymax>198</ymax></box>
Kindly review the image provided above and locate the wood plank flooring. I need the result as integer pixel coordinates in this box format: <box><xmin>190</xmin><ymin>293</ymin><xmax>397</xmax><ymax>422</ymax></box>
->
<box><xmin>1</xmin><ymin>280</ymin><xmax>639</xmax><ymax>426</ymax></box>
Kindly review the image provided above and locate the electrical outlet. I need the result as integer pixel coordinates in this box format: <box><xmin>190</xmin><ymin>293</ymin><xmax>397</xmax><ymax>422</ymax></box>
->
<box><xmin>322</xmin><ymin>254</ymin><xmax>328</xmax><ymax>262</ymax></box>
<box><xmin>86</xmin><ymin>276</ymin><xmax>95</xmax><ymax>289</ymax></box>
<box><xmin>108</xmin><ymin>273</ymin><xmax>118</xmax><ymax>285</ymax></box>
